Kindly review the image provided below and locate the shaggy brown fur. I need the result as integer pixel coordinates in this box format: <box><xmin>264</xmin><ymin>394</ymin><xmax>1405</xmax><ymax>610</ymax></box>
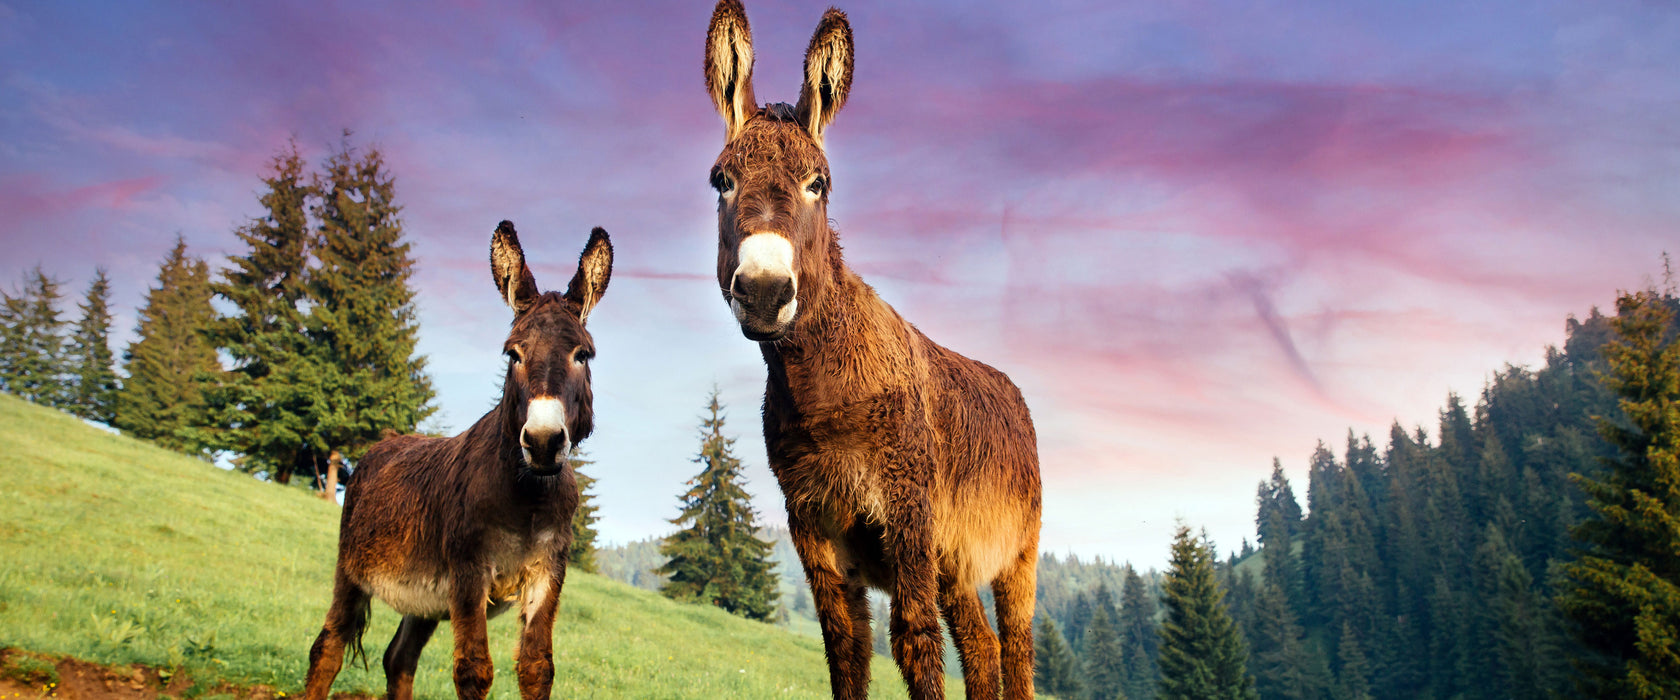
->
<box><xmin>703</xmin><ymin>3</ymin><xmax>1043</xmax><ymax>698</ymax></box>
<box><xmin>301</xmin><ymin>222</ymin><xmax>613</xmax><ymax>700</ymax></box>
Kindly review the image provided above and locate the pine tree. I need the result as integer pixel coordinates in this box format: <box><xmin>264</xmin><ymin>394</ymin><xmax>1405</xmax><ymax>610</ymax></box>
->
<box><xmin>1490</xmin><ymin>542</ymin><xmax>1544</xmax><ymax>699</ymax></box>
<box><xmin>1158</xmin><ymin>526</ymin><xmax>1257</xmax><ymax>700</ymax></box>
<box><xmin>1257</xmin><ymin>459</ymin><xmax>1304</xmax><ymax>546</ymax></box>
<box><xmin>194</xmin><ymin>142</ymin><xmax>319</xmax><ymax>481</ymax></box>
<box><xmin>1035</xmin><ymin>616</ymin><xmax>1084</xmax><ymax>699</ymax></box>
<box><xmin>115</xmin><ymin>239</ymin><xmax>218</xmax><ymax>453</ymax></box>
<box><xmin>1333</xmin><ymin>621</ymin><xmax>1372</xmax><ymax>700</ymax></box>
<box><xmin>569</xmin><ymin>448</ymin><xmax>601</xmax><ymax>573</ymax></box>
<box><xmin>7</xmin><ymin>266</ymin><xmax>70</xmax><ymax>406</ymax></box>
<box><xmin>1068</xmin><ymin>589</ymin><xmax>1097</xmax><ymax>655</ymax></box>
<box><xmin>1250</xmin><ymin>582</ymin><xmax>1313</xmax><ymax>700</ymax></box>
<box><xmin>1559</xmin><ymin>287</ymin><xmax>1680</xmax><ymax>698</ymax></box>
<box><xmin>1119</xmin><ymin>565</ymin><xmax>1160</xmax><ymax>700</ymax></box>
<box><xmin>658</xmin><ymin>390</ymin><xmax>780</xmax><ymax>621</ymax></box>
<box><xmin>67</xmin><ymin>269</ymin><xmax>119</xmax><ymax>423</ymax></box>
<box><xmin>1083</xmin><ymin>604</ymin><xmax>1127</xmax><ymax>700</ymax></box>
<box><xmin>0</xmin><ymin>281</ymin><xmax>26</xmax><ymax>394</ymax></box>
<box><xmin>302</xmin><ymin>135</ymin><xmax>435</xmax><ymax>463</ymax></box>
<box><xmin>1467</xmin><ymin>525</ymin><xmax>1515</xmax><ymax>700</ymax></box>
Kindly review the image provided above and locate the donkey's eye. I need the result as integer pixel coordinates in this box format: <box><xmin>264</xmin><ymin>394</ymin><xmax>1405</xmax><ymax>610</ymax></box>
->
<box><xmin>711</xmin><ymin>172</ymin><xmax>735</xmax><ymax>195</ymax></box>
<box><xmin>573</xmin><ymin>348</ymin><xmax>595</xmax><ymax>365</ymax></box>
<box><xmin>806</xmin><ymin>176</ymin><xmax>827</xmax><ymax>196</ymax></box>
<box><xmin>506</xmin><ymin>348</ymin><xmax>523</xmax><ymax>365</ymax></box>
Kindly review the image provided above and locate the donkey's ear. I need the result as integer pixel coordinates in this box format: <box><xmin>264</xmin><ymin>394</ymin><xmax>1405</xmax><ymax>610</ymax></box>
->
<box><xmin>705</xmin><ymin>0</ymin><xmax>757</xmax><ymax>142</ymax></box>
<box><xmin>794</xmin><ymin>8</ymin><xmax>853</xmax><ymax>146</ymax></box>
<box><xmin>563</xmin><ymin>227</ymin><xmax>613</xmax><ymax>323</ymax></box>
<box><xmin>491</xmin><ymin>220</ymin><xmax>540</xmax><ymax>317</ymax></box>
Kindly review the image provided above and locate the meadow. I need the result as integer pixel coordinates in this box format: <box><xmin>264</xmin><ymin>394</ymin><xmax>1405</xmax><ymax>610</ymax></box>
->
<box><xmin>0</xmin><ymin>394</ymin><xmax>959</xmax><ymax>698</ymax></box>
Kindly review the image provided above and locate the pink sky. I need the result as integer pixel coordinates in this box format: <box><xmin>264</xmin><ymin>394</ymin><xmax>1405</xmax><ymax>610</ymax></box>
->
<box><xmin>2</xmin><ymin>0</ymin><xmax>1676</xmax><ymax>569</ymax></box>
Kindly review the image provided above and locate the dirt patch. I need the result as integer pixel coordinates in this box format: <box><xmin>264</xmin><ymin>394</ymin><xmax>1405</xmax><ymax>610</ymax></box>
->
<box><xmin>0</xmin><ymin>650</ymin><xmax>374</xmax><ymax>700</ymax></box>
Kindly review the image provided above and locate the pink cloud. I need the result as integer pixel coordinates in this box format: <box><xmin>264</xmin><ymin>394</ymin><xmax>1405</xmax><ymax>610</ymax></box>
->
<box><xmin>0</xmin><ymin>174</ymin><xmax>167</xmax><ymax>219</ymax></box>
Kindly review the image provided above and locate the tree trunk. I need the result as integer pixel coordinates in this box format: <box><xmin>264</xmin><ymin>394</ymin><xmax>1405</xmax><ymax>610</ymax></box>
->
<box><xmin>274</xmin><ymin>447</ymin><xmax>301</xmax><ymax>485</ymax></box>
<box><xmin>322</xmin><ymin>449</ymin><xmax>342</xmax><ymax>504</ymax></box>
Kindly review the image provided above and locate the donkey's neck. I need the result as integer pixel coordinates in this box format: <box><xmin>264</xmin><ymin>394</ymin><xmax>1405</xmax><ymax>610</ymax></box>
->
<box><xmin>764</xmin><ymin>256</ymin><xmax>919</xmax><ymax>402</ymax></box>
<box><xmin>457</xmin><ymin>385</ymin><xmax>529</xmax><ymax>474</ymax></box>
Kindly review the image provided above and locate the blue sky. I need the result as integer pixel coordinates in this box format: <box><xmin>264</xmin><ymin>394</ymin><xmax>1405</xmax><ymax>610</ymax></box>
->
<box><xmin>2</xmin><ymin>0</ymin><xmax>1677</xmax><ymax>568</ymax></box>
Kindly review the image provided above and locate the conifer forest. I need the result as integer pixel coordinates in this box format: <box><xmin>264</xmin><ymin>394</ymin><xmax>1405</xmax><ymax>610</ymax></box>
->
<box><xmin>6</xmin><ymin>132</ymin><xmax>1680</xmax><ymax>698</ymax></box>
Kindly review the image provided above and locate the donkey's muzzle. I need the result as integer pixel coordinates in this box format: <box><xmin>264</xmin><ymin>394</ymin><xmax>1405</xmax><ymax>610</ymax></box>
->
<box><xmin>520</xmin><ymin>396</ymin><xmax>571</xmax><ymax>474</ymax></box>
<box><xmin>729</xmin><ymin>233</ymin><xmax>798</xmax><ymax>341</ymax></box>
<box><xmin>731</xmin><ymin>272</ymin><xmax>796</xmax><ymax>341</ymax></box>
<box><xmin>521</xmin><ymin>426</ymin><xmax>570</xmax><ymax>474</ymax></box>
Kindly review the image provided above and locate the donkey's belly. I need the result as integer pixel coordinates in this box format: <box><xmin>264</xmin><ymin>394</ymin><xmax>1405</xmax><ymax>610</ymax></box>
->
<box><xmin>787</xmin><ymin>446</ymin><xmax>1026</xmax><ymax>590</ymax></box>
<box><xmin>360</xmin><ymin>528</ymin><xmax>555</xmax><ymax>619</ymax></box>
<box><xmin>363</xmin><ymin>575</ymin><xmax>525</xmax><ymax>620</ymax></box>
<box><xmin>367</xmin><ymin>573</ymin><xmax>453</xmax><ymax>618</ymax></box>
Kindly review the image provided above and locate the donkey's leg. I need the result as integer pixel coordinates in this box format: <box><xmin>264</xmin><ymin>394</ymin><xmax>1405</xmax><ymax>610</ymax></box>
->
<box><xmin>381</xmin><ymin>615</ymin><xmax>439</xmax><ymax>700</ymax></box>
<box><xmin>842</xmin><ymin>580</ymin><xmax>874</xmax><ymax>685</ymax></box>
<box><xmin>990</xmin><ymin>542</ymin><xmax>1039</xmax><ymax>700</ymax></box>
<box><xmin>303</xmin><ymin>570</ymin><xmax>370</xmax><ymax>700</ymax></box>
<box><xmin>939</xmin><ymin>574</ymin><xmax>1000</xmax><ymax>700</ymax></box>
<box><xmin>885</xmin><ymin>497</ymin><xmax>945</xmax><ymax>700</ymax></box>
<box><xmin>448</xmin><ymin>572</ymin><xmax>495</xmax><ymax>700</ymax></box>
<box><xmin>791</xmin><ymin>517</ymin><xmax>870</xmax><ymax>700</ymax></box>
<box><xmin>515</xmin><ymin>557</ymin><xmax>567</xmax><ymax>700</ymax></box>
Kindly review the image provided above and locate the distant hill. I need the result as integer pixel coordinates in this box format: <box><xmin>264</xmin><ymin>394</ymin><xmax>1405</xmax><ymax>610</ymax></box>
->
<box><xmin>0</xmin><ymin>393</ymin><xmax>950</xmax><ymax>698</ymax></box>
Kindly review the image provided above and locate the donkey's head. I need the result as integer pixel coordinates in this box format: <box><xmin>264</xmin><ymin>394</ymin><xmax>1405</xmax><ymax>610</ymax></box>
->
<box><xmin>490</xmin><ymin>221</ymin><xmax>612</xmax><ymax>476</ymax></box>
<box><xmin>704</xmin><ymin>0</ymin><xmax>853</xmax><ymax>341</ymax></box>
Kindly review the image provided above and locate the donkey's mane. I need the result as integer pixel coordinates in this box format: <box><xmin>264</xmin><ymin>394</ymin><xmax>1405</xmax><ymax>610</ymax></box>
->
<box><xmin>757</xmin><ymin>102</ymin><xmax>798</xmax><ymax>122</ymax></box>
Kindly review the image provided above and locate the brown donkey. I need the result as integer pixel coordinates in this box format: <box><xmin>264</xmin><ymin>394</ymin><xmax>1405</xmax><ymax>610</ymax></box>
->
<box><xmin>702</xmin><ymin>2</ymin><xmax>1043</xmax><ymax>698</ymax></box>
<box><xmin>301</xmin><ymin>222</ymin><xmax>612</xmax><ymax>700</ymax></box>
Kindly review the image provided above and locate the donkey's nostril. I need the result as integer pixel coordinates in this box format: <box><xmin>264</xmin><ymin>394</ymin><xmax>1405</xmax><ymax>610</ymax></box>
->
<box><xmin>734</xmin><ymin>274</ymin><xmax>792</xmax><ymax>309</ymax></box>
<box><xmin>521</xmin><ymin>428</ymin><xmax>569</xmax><ymax>467</ymax></box>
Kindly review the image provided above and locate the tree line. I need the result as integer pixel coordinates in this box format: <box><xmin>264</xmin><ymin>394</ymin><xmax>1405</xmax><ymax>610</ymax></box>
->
<box><xmin>1026</xmin><ymin>272</ymin><xmax>1680</xmax><ymax>700</ymax></box>
<box><xmin>1</xmin><ymin>266</ymin><xmax>119</xmax><ymax>425</ymax></box>
<box><xmin>1</xmin><ymin>137</ymin><xmax>433</xmax><ymax>486</ymax></box>
<box><xmin>0</xmin><ymin>137</ymin><xmax>603</xmax><ymax>570</ymax></box>
<box><xmin>1199</xmin><ymin>279</ymin><xmax>1677</xmax><ymax>700</ymax></box>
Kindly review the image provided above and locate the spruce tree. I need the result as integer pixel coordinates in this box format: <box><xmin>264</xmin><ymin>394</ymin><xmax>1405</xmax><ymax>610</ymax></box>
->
<box><xmin>302</xmin><ymin>136</ymin><xmax>435</xmax><ymax>462</ymax></box>
<box><xmin>1158</xmin><ymin>526</ymin><xmax>1257</xmax><ymax>700</ymax></box>
<box><xmin>1250</xmin><ymin>582</ymin><xmax>1313</xmax><ymax>700</ymax></box>
<box><xmin>1468</xmin><ymin>525</ymin><xmax>1517</xmax><ymax>700</ymax></box>
<box><xmin>1559</xmin><ymin>287</ymin><xmax>1680</xmax><ymax>698</ymax></box>
<box><xmin>1119</xmin><ymin>566</ymin><xmax>1160</xmax><ymax>700</ymax></box>
<box><xmin>0</xmin><ymin>281</ymin><xmax>26</xmax><ymax>394</ymax></box>
<box><xmin>194</xmin><ymin>142</ymin><xmax>319</xmax><ymax>481</ymax></box>
<box><xmin>1334</xmin><ymin>621</ymin><xmax>1372</xmax><ymax>700</ymax></box>
<box><xmin>658</xmin><ymin>390</ymin><xmax>780</xmax><ymax>621</ymax></box>
<box><xmin>1035</xmin><ymin>616</ymin><xmax>1084</xmax><ymax>699</ymax></box>
<box><xmin>115</xmin><ymin>239</ymin><xmax>218</xmax><ymax>453</ymax></box>
<box><xmin>1083</xmin><ymin>604</ymin><xmax>1127</xmax><ymax>700</ymax></box>
<box><xmin>1257</xmin><ymin>459</ymin><xmax>1304</xmax><ymax>545</ymax></box>
<box><xmin>8</xmin><ymin>266</ymin><xmax>69</xmax><ymax>406</ymax></box>
<box><xmin>67</xmin><ymin>269</ymin><xmax>119</xmax><ymax>423</ymax></box>
<box><xmin>1489</xmin><ymin>541</ymin><xmax>1544</xmax><ymax>699</ymax></box>
<box><xmin>1067</xmin><ymin>589</ymin><xmax>1097</xmax><ymax>655</ymax></box>
<box><xmin>570</xmin><ymin>448</ymin><xmax>601</xmax><ymax>573</ymax></box>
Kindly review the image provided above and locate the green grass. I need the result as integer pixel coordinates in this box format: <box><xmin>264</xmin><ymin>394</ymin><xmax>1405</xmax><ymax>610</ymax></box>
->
<box><xmin>0</xmin><ymin>394</ymin><xmax>959</xmax><ymax>698</ymax></box>
<box><xmin>1</xmin><ymin>653</ymin><xmax>59</xmax><ymax>687</ymax></box>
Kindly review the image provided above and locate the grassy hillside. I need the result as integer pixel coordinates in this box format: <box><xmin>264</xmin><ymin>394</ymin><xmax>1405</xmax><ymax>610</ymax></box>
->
<box><xmin>0</xmin><ymin>394</ymin><xmax>954</xmax><ymax>698</ymax></box>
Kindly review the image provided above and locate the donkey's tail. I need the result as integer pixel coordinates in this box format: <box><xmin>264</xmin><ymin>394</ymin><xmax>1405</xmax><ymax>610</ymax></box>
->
<box><xmin>346</xmin><ymin>593</ymin><xmax>372</xmax><ymax>670</ymax></box>
<box><xmin>327</xmin><ymin>569</ymin><xmax>375</xmax><ymax>671</ymax></box>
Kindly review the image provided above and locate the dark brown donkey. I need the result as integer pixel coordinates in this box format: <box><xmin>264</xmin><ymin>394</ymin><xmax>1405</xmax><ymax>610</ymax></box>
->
<box><xmin>301</xmin><ymin>221</ymin><xmax>612</xmax><ymax>700</ymax></box>
<box><xmin>702</xmin><ymin>2</ymin><xmax>1042</xmax><ymax>698</ymax></box>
